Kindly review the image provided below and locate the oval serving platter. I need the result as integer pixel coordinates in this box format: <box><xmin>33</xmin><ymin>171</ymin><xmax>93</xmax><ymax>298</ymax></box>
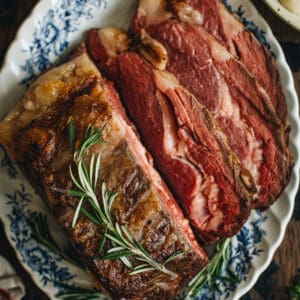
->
<box><xmin>0</xmin><ymin>0</ymin><xmax>299</xmax><ymax>299</ymax></box>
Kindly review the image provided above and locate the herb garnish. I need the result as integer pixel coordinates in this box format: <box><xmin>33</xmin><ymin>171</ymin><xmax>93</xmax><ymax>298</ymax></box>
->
<box><xmin>289</xmin><ymin>269</ymin><xmax>300</xmax><ymax>300</ymax></box>
<box><xmin>183</xmin><ymin>238</ymin><xmax>239</xmax><ymax>299</ymax></box>
<box><xmin>66</xmin><ymin>121</ymin><xmax>183</xmax><ymax>276</ymax></box>
<box><xmin>55</xmin><ymin>282</ymin><xmax>102</xmax><ymax>300</ymax></box>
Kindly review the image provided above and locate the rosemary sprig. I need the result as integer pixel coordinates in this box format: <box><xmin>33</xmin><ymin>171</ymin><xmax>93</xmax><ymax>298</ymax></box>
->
<box><xmin>55</xmin><ymin>282</ymin><xmax>103</xmax><ymax>300</ymax></box>
<box><xmin>183</xmin><ymin>238</ymin><xmax>239</xmax><ymax>299</ymax></box>
<box><xmin>66</xmin><ymin>121</ymin><xmax>183</xmax><ymax>277</ymax></box>
<box><xmin>289</xmin><ymin>269</ymin><xmax>300</xmax><ymax>300</ymax></box>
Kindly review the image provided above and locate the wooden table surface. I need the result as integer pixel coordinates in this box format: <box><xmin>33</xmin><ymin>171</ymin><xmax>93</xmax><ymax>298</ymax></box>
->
<box><xmin>0</xmin><ymin>1</ymin><xmax>299</xmax><ymax>299</ymax></box>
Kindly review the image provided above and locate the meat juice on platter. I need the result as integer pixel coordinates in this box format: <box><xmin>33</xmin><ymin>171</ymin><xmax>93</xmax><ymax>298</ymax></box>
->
<box><xmin>0</xmin><ymin>0</ymin><xmax>294</xmax><ymax>299</ymax></box>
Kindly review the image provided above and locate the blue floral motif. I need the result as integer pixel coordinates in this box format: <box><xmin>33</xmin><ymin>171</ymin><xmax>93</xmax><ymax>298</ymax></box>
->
<box><xmin>5</xmin><ymin>182</ymin><xmax>268</xmax><ymax>298</ymax></box>
<box><xmin>194</xmin><ymin>211</ymin><xmax>267</xmax><ymax>299</ymax></box>
<box><xmin>222</xmin><ymin>0</ymin><xmax>271</xmax><ymax>50</ymax></box>
<box><xmin>0</xmin><ymin>145</ymin><xmax>18</xmax><ymax>179</ymax></box>
<box><xmin>5</xmin><ymin>184</ymin><xmax>75</xmax><ymax>289</ymax></box>
<box><xmin>20</xmin><ymin>0</ymin><xmax>107</xmax><ymax>85</ymax></box>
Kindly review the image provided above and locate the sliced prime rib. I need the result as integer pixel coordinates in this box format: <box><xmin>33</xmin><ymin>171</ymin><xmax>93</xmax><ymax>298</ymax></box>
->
<box><xmin>127</xmin><ymin>2</ymin><xmax>294</xmax><ymax>210</ymax></box>
<box><xmin>130</xmin><ymin>0</ymin><xmax>289</xmax><ymax>134</ymax></box>
<box><xmin>87</xmin><ymin>29</ymin><xmax>254</xmax><ymax>243</ymax></box>
<box><xmin>0</xmin><ymin>48</ymin><xmax>208</xmax><ymax>299</ymax></box>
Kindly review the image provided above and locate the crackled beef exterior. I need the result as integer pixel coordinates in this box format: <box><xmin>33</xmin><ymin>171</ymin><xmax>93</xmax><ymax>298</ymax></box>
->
<box><xmin>130</xmin><ymin>0</ymin><xmax>289</xmax><ymax>135</ymax></box>
<box><xmin>0</xmin><ymin>49</ymin><xmax>208</xmax><ymax>299</ymax></box>
<box><xmin>87</xmin><ymin>30</ymin><xmax>254</xmax><ymax>243</ymax></box>
<box><xmin>127</xmin><ymin>1</ymin><xmax>294</xmax><ymax>210</ymax></box>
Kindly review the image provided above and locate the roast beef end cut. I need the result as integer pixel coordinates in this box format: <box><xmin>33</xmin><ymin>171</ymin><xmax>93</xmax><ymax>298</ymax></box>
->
<box><xmin>127</xmin><ymin>0</ymin><xmax>293</xmax><ymax>211</ymax></box>
<box><xmin>0</xmin><ymin>47</ymin><xmax>208</xmax><ymax>299</ymax></box>
<box><xmin>87</xmin><ymin>31</ymin><xmax>253</xmax><ymax>243</ymax></box>
<box><xmin>174</xmin><ymin>0</ymin><xmax>288</xmax><ymax>133</ymax></box>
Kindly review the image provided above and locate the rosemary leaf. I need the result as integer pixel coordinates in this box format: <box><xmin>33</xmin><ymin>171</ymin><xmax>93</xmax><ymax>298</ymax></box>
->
<box><xmin>135</xmin><ymin>257</ymin><xmax>150</xmax><ymax>263</ymax></box>
<box><xmin>85</xmin><ymin>197</ymin><xmax>106</xmax><ymax>222</ymax></box>
<box><xmin>68</xmin><ymin>119</ymin><xmax>75</xmax><ymax>154</ymax></box>
<box><xmin>67</xmin><ymin>190</ymin><xmax>85</xmax><ymax>197</ymax></box>
<box><xmin>80</xmin><ymin>207</ymin><xmax>102</xmax><ymax>226</ymax></box>
<box><xmin>130</xmin><ymin>267</ymin><xmax>156</xmax><ymax>276</ymax></box>
<box><xmin>183</xmin><ymin>238</ymin><xmax>233</xmax><ymax>300</ymax></box>
<box><xmin>164</xmin><ymin>250</ymin><xmax>185</xmax><ymax>265</ymax></box>
<box><xmin>89</xmin><ymin>154</ymin><xmax>95</xmax><ymax>187</ymax></box>
<box><xmin>78</xmin><ymin>125</ymin><xmax>103</xmax><ymax>159</ymax></box>
<box><xmin>120</xmin><ymin>256</ymin><xmax>133</xmax><ymax>269</ymax></box>
<box><xmin>100</xmin><ymin>250</ymin><xmax>133</xmax><ymax>260</ymax></box>
<box><xmin>288</xmin><ymin>269</ymin><xmax>300</xmax><ymax>300</ymax></box>
<box><xmin>133</xmin><ymin>239</ymin><xmax>150</xmax><ymax>257</ymax></box>
<box><xmin>93</xmin><ymin>154</ymin><xmax>101</xmax><ymax>190</ymax></box>
<box><xmin>131</xmin><ymin>264</ymin><xmax>149</xmax><ymax>271</ymax></box>
<box><xmin>58</xmin><ymin>294</ymin><xmax>99</xmax><ymax>300</ymax></box>
<box><xmin>97</xmin><ymin>226</ymin><xmax>108</xmax><ymax>254</ymax></box>
<box><xmin>107</xmin><ymin>246</ymin><xmax>126</xmax><ymax>253</ymax></box>
<box><xmin>55</xmin><ymin>282</ymin><xmax>101</xmax><ymax>300</ymax></box>
<box><xmin>120</xmin><ymin>225</ymin><xmax>134</xmax><ymax>244</ymax></box>
<box><xmin>226</xmin><ymin>267</ymin><xmax>240</xmax><ymax>284</ymax></box>
<box><xmin>115</xmin><ymin>223</ymin><xmax>131</xmax><ymax>248</ymax></box>
<box><xmin>102</xmin><ymin>183</ymin><xmax>111</xmax><ymax>222</ymax></box>
<box><xmin>104</xmin><ymin>233</ymin><xmax>127</xmax><ymax>248</ymax></box>
<box><xmin>217</xmin><ymin>275</ymin><xmax>239</xmax><ymax>284</ymax></box>
<box><xmin>64</xmin><ymin>122</ymin><xmax>182</xmax><ymax>277</ymax></box>
<box><xmin>77</xmin><ymin>160</ymin><xmax>91</xmax><ymax>193</ymax></box>
<box><xmin>72</xmin><ymin>196</ymin><xmax>84</xmax><ymax>228</ymax></box>
<box><xmin>69</xmin><ymin>166</ymin><xmax>84</xmax><ymax>192</ymax></box>
<box><xmin>80</xmin><ymin>125</ymin><xmax>91</xmax><ymax>149</ymax></box>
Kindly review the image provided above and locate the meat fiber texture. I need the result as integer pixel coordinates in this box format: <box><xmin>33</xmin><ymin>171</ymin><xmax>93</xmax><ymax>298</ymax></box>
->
<box><xmin>86</xmin><ymin>0</ymin><xmax>293</xmax><ymax>242</ymax></box>
<box><xmin>130</xmin><ymin>0</ymin><xmax>290</xmax><ymax>136</ymax></box>
<box><xmin>128</xmin><ymin>0</ymin><xmax>294</xmax><ymax>210</ymax></box>
<box><xmin>87</xmin><ymin>29</ymin><xmax>254</xmax><ymax>244</ymax></box>
<box><xmin>0</xmin><ymin>48</ymin><xmax>208</xmax><ymax>299</ymax></box>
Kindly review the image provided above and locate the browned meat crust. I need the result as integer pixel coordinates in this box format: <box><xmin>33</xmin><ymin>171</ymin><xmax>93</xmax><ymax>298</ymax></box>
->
<box><xmin>0</xmin><ymin>50</ymin><xmax>208</xmax><ymax>299</ymax></box>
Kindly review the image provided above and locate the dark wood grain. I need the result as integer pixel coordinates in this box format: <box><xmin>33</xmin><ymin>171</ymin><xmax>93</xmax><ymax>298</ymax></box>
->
<box><xmin>0</xmin><ymin>1</ymin><xmax>299</xmax><ymax>299</ymax></box>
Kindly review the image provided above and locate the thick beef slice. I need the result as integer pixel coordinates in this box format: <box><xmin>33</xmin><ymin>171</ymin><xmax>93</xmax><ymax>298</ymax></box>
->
<box><xmin>186</xmin><ymin>0</ymin><xmax>288</xmax><ymax>132</ymax></box>
<box><xmin>0</xmin><ymin>50</ymin><xmax>208</xmax><ymax>299</ymax></box>
<box><xmin>87</xmin><ymin>31</ymin><xmax>253</xmax><ymax>243</ymax></box>
<box><xmin>130</xmin><ymin>0</ymin><xmax>289</xmax><ymax>134</ymax></box>
<box><xmin>125</xmin><ymin>0</ymin><xmax>293</xmax><ymax>210</ymax></box>
<box><xmin>140</xmin><ymin>20</ymin><xmax>293</xmax><ymax>210</ymax></box>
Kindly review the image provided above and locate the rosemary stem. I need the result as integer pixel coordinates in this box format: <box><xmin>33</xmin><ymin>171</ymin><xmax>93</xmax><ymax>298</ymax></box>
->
<box><xmin>131</xmin><ymin>248</ymin><xmax>177</xmax><ymax>277</ymax></box>
<box><xmin>183</xmin><ymin>238</ymin><xmax>232</xmax><ymax>300</ymax></box>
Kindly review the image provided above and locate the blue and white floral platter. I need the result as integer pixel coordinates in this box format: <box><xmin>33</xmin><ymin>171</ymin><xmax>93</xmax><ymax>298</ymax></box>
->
<box><xmin>0</xmin><ymin>0</ymin><xmax>299</xmax><ymax>299</ymax></box>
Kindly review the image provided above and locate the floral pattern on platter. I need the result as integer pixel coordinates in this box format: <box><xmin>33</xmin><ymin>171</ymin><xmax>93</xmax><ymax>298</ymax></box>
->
<box><xmin>222</xmin><ymin>0</ymin><xmax>271</xmax><ymax>50</ymax></box>
<box><xmin>0</xmin><ymin>145</ymin><xmax>17</xmax><ymax>180</ymax></box>
<box><xmin>3</xmin><ymin>180</ymin><xmax>108</xmax><ymax>299</ymax></box>
<box><xmin>0</xmin><ymin>0</ymin><xmax>272</xmax><ymax>299</ymax></box>
<box><xmin>194</xmin><ymin>212</ymin><xmax>267</xmax><ymax>300</ymax></box>
<box><xmin>19</xmin><ymin>0</ymin><xmax>107</xmax><ymax>86</ymax></box>
<box><xmin>1</xmin><ymin>149</ymin><xmax>268</xmax><ymax>299</ymax></box>
<box><xmin>5</xmin><ymin>184</ymin><xmax>75</xmax><ymax>289</ymax></box>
